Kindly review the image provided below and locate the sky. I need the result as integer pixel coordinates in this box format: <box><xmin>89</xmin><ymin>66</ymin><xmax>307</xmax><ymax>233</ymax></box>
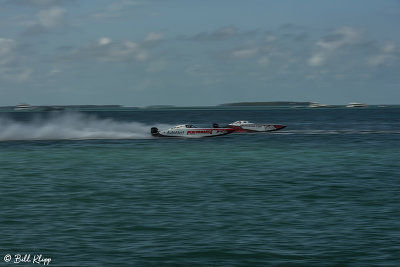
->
<box><xmin>0</xmin><ymin>0</ymin><xmax>399</xmax><ymax>106</ymax></box>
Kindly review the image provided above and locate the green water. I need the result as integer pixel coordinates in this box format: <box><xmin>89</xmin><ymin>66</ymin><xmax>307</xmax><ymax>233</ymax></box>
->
<box><xmin>1</xmin><ymin>108</ymin><xmax>399</xmax><ymax>266</ymax></box>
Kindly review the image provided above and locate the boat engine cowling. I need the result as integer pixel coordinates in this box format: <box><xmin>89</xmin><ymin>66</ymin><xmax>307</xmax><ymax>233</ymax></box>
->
<box><xmin>151</xmin><ymin>127</ymin><xmax>159</xmax><ymax>136</ymax></box>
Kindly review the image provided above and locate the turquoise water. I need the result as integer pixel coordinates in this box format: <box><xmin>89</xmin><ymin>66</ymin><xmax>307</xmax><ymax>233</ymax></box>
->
<box><xmin>1</xmin><ymin>107</ymin><xmax>399</xmax><ymax>266</ymax></box>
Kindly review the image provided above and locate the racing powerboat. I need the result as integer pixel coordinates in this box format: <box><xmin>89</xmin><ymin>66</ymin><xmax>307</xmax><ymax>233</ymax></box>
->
<box><xmin>227</xmin><ymin>121</ymin><xmax>286</xmax><ymax>133</ymax></box>
<box><xmin>151</xmin><ymin>124</ymin><xmax>235</xmax><ymax>138</ymax></box>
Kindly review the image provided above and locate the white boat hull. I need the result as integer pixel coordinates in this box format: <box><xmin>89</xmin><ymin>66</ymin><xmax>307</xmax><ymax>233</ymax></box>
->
<box><xmin>228</xmin><ymin>121</ymin><xmax>286</xmax><ymax>133</ymax></box>
<box><xmin>151</xmin><ymin>125</ymin><xmax>234</xmax><ymax>138</ymax></box>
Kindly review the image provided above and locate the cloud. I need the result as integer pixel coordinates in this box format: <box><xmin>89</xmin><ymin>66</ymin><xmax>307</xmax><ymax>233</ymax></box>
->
<box><xmin>306</xmin><ymin>26</ymin><xmax>399</xmax><ymax>72</ymax></box>
<box><xmin>318</xmin><ymin>27</ymin><xmax>362</xmax><ymax>50</ymax></box>
<box><xmin>382</xmin><ymin>42</ymin><xmax>396</xmax><ymax>53</ymax></box>
<box><xmin>23</xmin><ymin>6</ymin><xmax>66</xmax><ymax>34</ymax></box>
<box><xmin>308</xmin><ymin>27</ymin><xmax>363</xmax><ymax>66</ymax></box>
<box><xmin>0</xmin><ymin>38</ymin><xmax>32</xmax><ymax>82</ymax></box>
<box><xmin>5</xmin><ymin>0</ymin><xmax>74</xmax><ymax>36</ymax></box>
<box><xmin>179</xmin><ymin>26</ymin><xmax>239</xmax><ymax>41</ymax></box>
<box><xmin>208</xmin><ymin>25</ymin><xmax>308</xmax><ymax>61</ymax></box>
<box><xmin>367</xmin><ymin>42</ymin><xmax>398</xmax><ymax>67</ymax></box>
<box><xmin>61</xmin><ymin>37</ymin><xmax>149</xmax><ymax>63</ymax></box>
<box><xmin>98</xmin><ymin>37</ymin><xmax>112</xmax><ymax>46</ymax></box>
<box><xmin>59</xmin><ymin>30</ymin><xmax>166</xmax><ymax>64</ymax></box>
<box><xmin>223</xmin><ymin>40</ymin><xmax>283</xmax><ymax>61</ymax></box>
<box><xmin>230</xmin><ymin>48</ymin><xmax>258</xmax><ymax>59</ymax></box>
<box><xmin>145</xmin><ymin>32</ymin><xmax>164</xmax><ymax>42</ymax></box>
<box><xmin>308</xmin><ymin>54</ymin><xmax>324</xmax><ymax>67</ymax></box>
<box><xmin>187</xmin><ymin>24</ymin><xmax>399</xmax><ymax>85</ymax></box>
<box><xmin>142</xmin><ymin>32</ymin><xmax>165</xmax><ymax>48</ymax></box>
<box><xmin>0</xmin><ymin>38</ymin><xmax>16</xmax><ymax>66</ymax></box>
<box><xmin>91</xmin><ymin>0</ymin><xmax>140</xmax><ymax>20</ymax></box>
<box><xmin>36</xmin><ymin>6</ymin><xmax>64</xmax><ymax>28</ymax></box>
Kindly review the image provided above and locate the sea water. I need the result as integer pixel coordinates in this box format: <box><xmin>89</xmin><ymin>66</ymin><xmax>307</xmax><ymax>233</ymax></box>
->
<box><xmin>0</xmin><ymin>107</ymin><xmax>399</xmax><ymax>266</ymax></box>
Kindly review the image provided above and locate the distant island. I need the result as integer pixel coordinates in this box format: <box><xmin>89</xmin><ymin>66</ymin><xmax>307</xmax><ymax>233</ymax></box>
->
<box><xmin>0</xmin><ymin>104</ymin><xmax>122</xmax><ymax>112</ymax></box>
<box><xmin>221</xmin><ymin>101</ymin><xmax>312</xmax><ymax>106</ymax></box>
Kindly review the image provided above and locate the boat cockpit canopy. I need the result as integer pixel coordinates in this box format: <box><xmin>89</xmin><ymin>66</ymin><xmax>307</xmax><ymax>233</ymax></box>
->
<box><xmin>171</xmin><ymin>124</ymin><xmax>197</xmax><ymax>129</ymax></box>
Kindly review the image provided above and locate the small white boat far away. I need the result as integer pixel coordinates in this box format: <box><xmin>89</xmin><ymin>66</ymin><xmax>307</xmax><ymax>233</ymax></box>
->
<box><xmin>151</xmin><ymin>124</ymin><xmax>235</xmax><ymax>138</ymax></box>
<box><xmin>14</xmin><ymin>103</ymin><xmax>36</xmax><ymax>111</ymax></box>
<box><xmin>346</xmin><ymin>102</ymin><xmax>368</xmax><ymax>108</ymax></box>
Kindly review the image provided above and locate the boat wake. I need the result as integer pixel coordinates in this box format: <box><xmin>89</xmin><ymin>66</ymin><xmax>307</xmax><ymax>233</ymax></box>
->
<box><xmin>0</xmin><ymin>112</ymin><xmax>169</xmax><ymax>141</ymax></box>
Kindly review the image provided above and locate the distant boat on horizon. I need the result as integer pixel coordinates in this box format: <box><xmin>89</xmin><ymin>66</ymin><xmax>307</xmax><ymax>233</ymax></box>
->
<box><xmin>346</xmin><ymin>102</ymin><xmax>368</xmax><ymax>108</ymax></box>
<box><xmin>308</xmin><ymin>102</ymin><xmax>337</xmax><ymax>108</ymax></box>
<box><xmin>14</xmin><ymin>103</ymin><xmax>36</xmax><ymax>111</ymax></box>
